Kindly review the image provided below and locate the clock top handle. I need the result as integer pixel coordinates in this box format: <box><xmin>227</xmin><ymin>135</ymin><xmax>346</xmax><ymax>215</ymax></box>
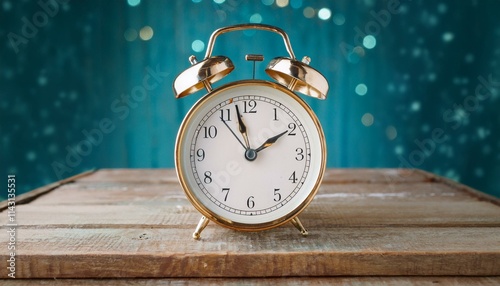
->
<box><xmin>203</xmin><ymin>24</ymin><xmax>329</xmax><ymax>100</ymax></box>
<box><xmin>204</xmin><ymin>23</ymin><xmax>296</xmax><ymax>60</ymax></box>
<box><xmin>173</xmin><ymin>24</ymin><xmax>328</xmax><ymax>100</ymax></box>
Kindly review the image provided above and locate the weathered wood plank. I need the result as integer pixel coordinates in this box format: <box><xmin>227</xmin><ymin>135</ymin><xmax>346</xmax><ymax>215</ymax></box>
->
<box><xmin>0</xmin><ymin>170</ymin><xmax>95</xmax><ymax>211</ymax></box>
<box><xmin>6</xmin><ymin>180</ymin><xmax>499</xmax><ymax>228</ymax></box>
<box><xmin>3</xmin><ymin>199</ymin><xmax>499</xmax><ymax>228</ymax></box>
<box><xmin>77</xmin><ymin>169</ymin><xmax>178</xmax><ymax>183</ymax></box>
<box><xmin>2</xmin><ymin>277</ymin><xmax>500</xmax><ymax>285</ymax></box>
<box><xmin>28</xmin><ymin>181</ymin><xmax>473</xmax><ymax>206</ymax></box>
<box><xmin>322</xmin><ymin>168</ymin><xmax>433</xmax><ymax>184</ymax></box>
<box><xmin>0</xmin><ymin>227</ymin><xmax>499</xmax><ymax>278</ymax></box>
<box><xmin>420</xmin><ymin>168</ymin><xmax>500</xmax><ymax>206</ymax></box>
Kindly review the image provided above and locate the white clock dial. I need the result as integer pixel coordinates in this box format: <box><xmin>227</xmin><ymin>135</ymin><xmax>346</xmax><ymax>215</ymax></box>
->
<box><xmin>176</xmin><ymin>80</ymin><xmax>325</xmax><ymax>229</ymax></box>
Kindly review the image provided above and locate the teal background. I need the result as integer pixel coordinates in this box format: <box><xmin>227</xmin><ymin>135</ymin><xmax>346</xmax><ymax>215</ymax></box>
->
<box><xmin>1</xmin><ymin>0</ymin><xmax>499</xmax><ymax>197</ymax></box>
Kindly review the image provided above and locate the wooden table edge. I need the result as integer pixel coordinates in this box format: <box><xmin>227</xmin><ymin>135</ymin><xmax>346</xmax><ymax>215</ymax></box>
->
<box><xmin>0</xmin><ymin>169</ymin><xmax>96</xmax><ymax>211</ymax></box>
<box><xmin>413</xmin><ymin>168</ymin><xmax>500</xmax><ymax>206</ymax></box>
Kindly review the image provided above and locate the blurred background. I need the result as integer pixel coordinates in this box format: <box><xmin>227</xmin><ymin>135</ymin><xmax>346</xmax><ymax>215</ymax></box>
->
<box><xmin>1</xmin><ymin>0</ymin><xmax>499</xmax><ymax>197</ymax></box>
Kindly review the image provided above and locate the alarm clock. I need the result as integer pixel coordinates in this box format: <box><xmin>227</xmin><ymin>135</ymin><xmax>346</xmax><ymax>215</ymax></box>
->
<box><xmin>173</xmin><ymin>24</ymin><xmax>328</xmax><ymax>239</ymax></box>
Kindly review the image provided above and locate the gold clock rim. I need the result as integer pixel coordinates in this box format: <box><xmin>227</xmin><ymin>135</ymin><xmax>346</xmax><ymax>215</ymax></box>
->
<box><xmin>175</xmin><ymin>80</ymin><xmax>327</xmax><ymax>232</ymax></box>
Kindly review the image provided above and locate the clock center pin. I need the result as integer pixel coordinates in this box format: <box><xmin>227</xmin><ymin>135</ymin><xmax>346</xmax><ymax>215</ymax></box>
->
<box><xmin>245</xmin><ymin>148</ymin><xmax>257</xmax><ymax>161</ymax></box>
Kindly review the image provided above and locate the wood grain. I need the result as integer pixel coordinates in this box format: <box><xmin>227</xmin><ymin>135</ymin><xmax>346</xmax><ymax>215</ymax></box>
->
<box><xmin>2</xmin><ymin>277</ymin><xmax>500</xmax><ymax>285</ymax></box>
<box><xmin>0</xmin><ymin>168</ymin><xmax>499</xmax><ymax>279</ymax></box>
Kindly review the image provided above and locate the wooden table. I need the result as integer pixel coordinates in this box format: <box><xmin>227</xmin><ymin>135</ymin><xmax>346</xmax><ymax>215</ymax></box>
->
<box><xmin>1</xmin><ymin>168</ymin><xmax>499</xmax><ymax>285</ymax></box>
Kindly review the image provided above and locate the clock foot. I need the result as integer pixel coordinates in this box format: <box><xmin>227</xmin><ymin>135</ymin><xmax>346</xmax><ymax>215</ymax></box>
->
<box><xmin>193</xmin><ymin>216</ymin><xmax>210</xmax><ymax>240</ymax></box>
<box><xmin>291</xmin><ymin>217</ymin><xmax>308</xmax><ymax>236</ymax></box>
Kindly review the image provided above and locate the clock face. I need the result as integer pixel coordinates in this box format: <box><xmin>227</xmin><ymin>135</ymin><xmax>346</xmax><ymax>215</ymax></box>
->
<box><xmin>176</xmin><ymin>80</ymin><xmax>325</xmax><ymax>230</ymax></box>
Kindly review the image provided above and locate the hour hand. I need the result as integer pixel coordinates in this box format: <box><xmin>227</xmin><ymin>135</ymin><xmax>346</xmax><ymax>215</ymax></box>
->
<box><xmin>255</xmin><ymin>130</ymin><xmax>288</xmax><ymax>153</ymax></box>
<box><xmin>235</xmin><ymin>105</ymin><xmax>250</xmax><ymax>149</ymax></box>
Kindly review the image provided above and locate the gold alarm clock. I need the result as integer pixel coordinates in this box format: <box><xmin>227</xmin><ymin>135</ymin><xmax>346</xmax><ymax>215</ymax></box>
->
<box><xmin>173</xmin><ymin>24</ymin><xmax>328</xmax><ymax>239</ymax></box>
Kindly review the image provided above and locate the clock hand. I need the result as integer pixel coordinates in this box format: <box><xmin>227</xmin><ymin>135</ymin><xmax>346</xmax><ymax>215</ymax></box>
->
<box><xmin>235</xmin><ymin>105</ymin><xmax>250</xmax><ymax>149</ymax></box>
<box><xmin>255</xmin><ymin>130</ymin><xmax>288</xmax><ymax>153</ymax></box>
<box><xmin>220</xmin><ymin>116</ymin><xmax>247</xmax><ymax>150</ymax></box>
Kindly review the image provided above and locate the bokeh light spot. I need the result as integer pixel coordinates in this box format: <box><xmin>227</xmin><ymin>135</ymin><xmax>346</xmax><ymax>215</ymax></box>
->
<box><xmin>303</xmin><ymin>7</ymin><xmax>315</xmax><ymax>18</ymax></box>
<box><xmin>465</xmin><ymin>53</ymin><xmax>475</xmax><ymax>63</ymax></box>
<box><xmin>437</xmin><ymin>3</ymin><xmax>447</xmax><ymax>13</ymax></box>
<box><xmin>276</xmin><ymin>0</ymin><xmax>289</xmax><ymax>8</ymax></box>
<box><xmin>410</xmin><ymin>101</ymin><xmax>421</xmax><ymax>112</ymax></box>
<box><xmin>318</xmin><ymin>8</ymin><xmax>331</xmax><ymax>20</ymax></box>
<box><xmin>290</xmin><ymin>0</ymin><xmax>302</xmax><ymax>9</ymax></box>
<box><xmin>363</xmin><ymin>35</ymin><xmax>376</xmax><ymax>49</ymax></box>
<box><xmin>124</xmin><ymin>28</ymin><xmax>137</xmax><ymax>41</ymax></box>
<box><xmin>26</xmin><ymin>151</ymin><xmax>37</xmax><ymax>161</ymax></box>
<box><xmin>355</xmin><ymin>83</ymin><xmax>368</xmax><ymax>96</ymax></box>
<box><xmin>442</xmin><ymin>32</ymin><xmax>454</xmax><ymax>42</ymax></box>
<box><xmin>127</xmin><ymin>0</ymin><xmax>140</xmax><ymax>7</ymax></box>
<box><xmin>332</xmin><ymin>13</ymin><xmax>345</xmax><ymax>25</ymax></box>
<box><xmin>250</xmin><ymin>13</ymin><xmax>262</xmax><ymax>23</ymax></box>
<box><xmin>386</xmin><ymin>126</ymin><xmax>398</xmax><ymax>140</ymax></box>
<box><xmin>3</xmin><ymin>1</ymin><xmax>12</xmax><ymax>11</ymax></box>
<box><xmin>192</xmin><ymin>39</ymin><xmax>205</xmax><ymax>53</ymax></box>
<box><xmin>139</xmin><ymin>26</ymin><xmax>153</xmax><ymax>41</ymax></box>
<box><xmin>361</xmin><ymin>113</ymin><xmax>374</xmax><ymax>127</ymax></box>
<box><xmin>395</xmin><ymin>145</ymin><xmax>404</xmax><ymax>155</ymax></box>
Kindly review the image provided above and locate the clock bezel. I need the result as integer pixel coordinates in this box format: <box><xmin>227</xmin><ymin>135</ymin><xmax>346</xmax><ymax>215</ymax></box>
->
<box><xmin>175</xmin><ymin>80</ymin><xmax>326</xmax><ymax>232</ymax></box>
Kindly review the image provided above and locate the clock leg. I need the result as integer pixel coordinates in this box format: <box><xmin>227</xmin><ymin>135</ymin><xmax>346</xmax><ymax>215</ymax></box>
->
<box><xmin>193</xmin><ymin>216</ymin><xmax>210</xmax><ymax>240</ymax></box>
<box><xmin>291</xmin><ymin>217</ymin><xmax>309</xmax><ymax>236</ymax></box>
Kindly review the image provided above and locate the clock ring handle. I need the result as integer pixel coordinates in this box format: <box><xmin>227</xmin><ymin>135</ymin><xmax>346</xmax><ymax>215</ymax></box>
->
<box><xmin>204</xmin><ymin>23</ymin><xmax>296</xmax><ymax>60</ymax></box>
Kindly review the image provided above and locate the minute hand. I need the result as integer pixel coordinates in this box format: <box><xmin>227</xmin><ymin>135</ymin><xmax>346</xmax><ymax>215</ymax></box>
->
<box><xmin>255</xmin><ymin>130</ymin><xmax>288</xmax><ymax>153</ymax></box>
<box><xmin>235</xmin><ymin>105</ymin><xmax>250</xmax><ymax>149</ymax></box>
